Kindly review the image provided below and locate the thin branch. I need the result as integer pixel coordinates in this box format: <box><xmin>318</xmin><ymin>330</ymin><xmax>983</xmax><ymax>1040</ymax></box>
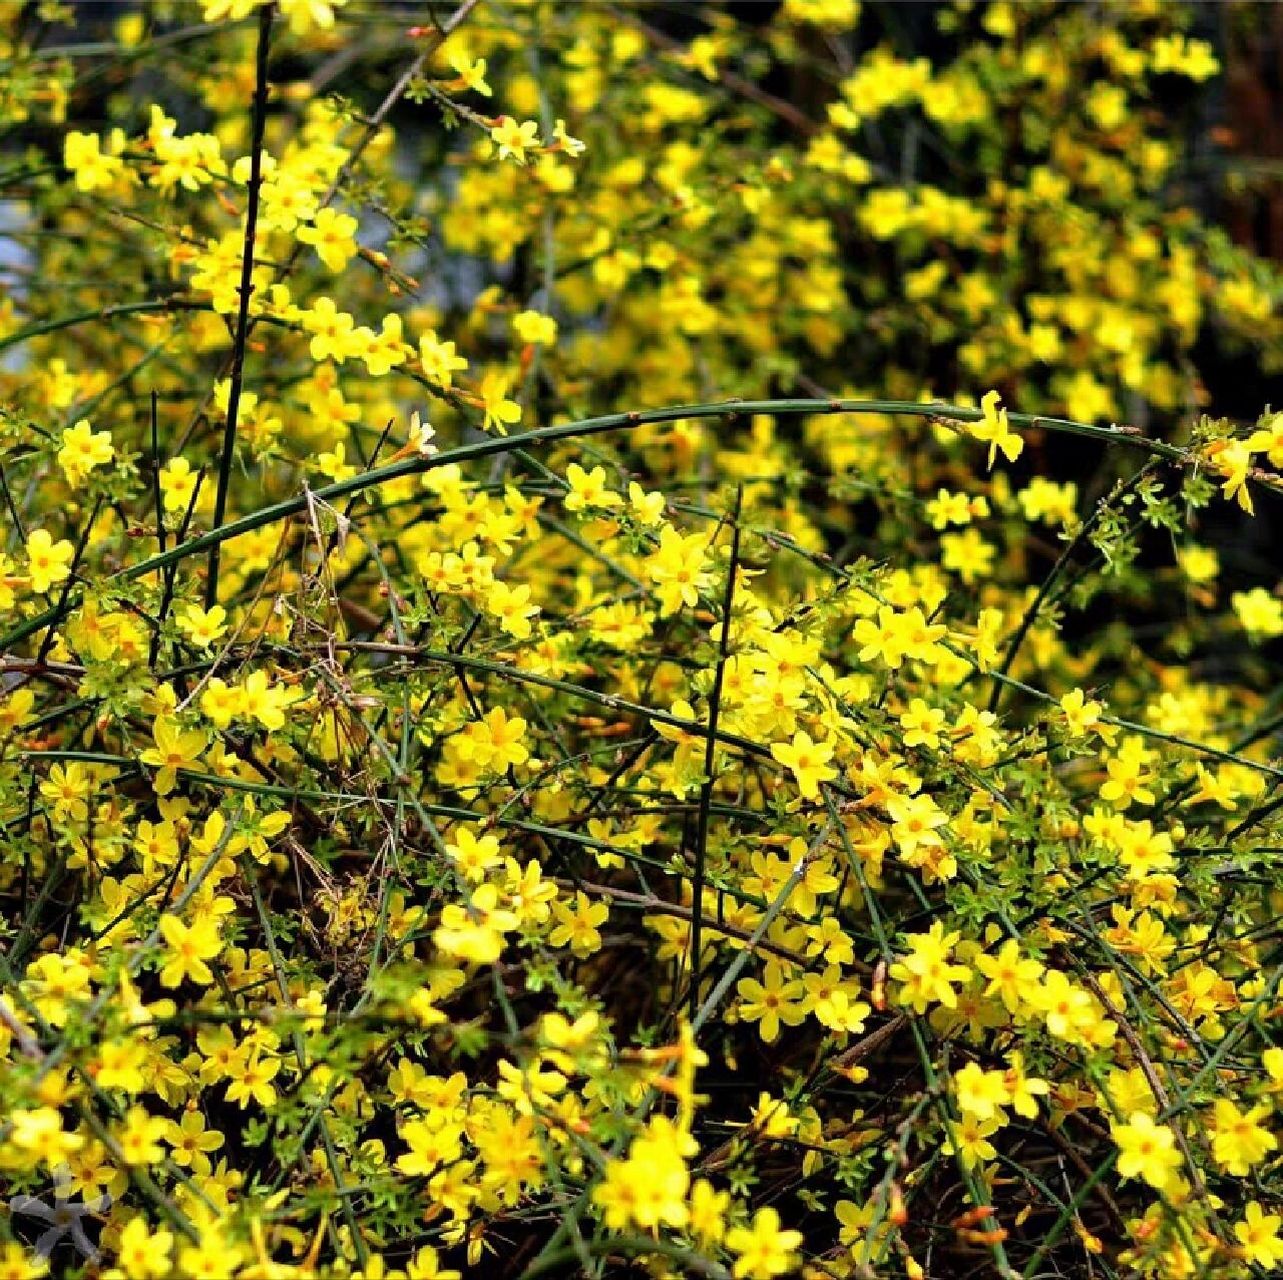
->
<box><xmin>205</xmin><ymin>1</ymin><xmax>274</xmax><ymax>609</ymax></box>
<box><xmin>690</xmin><ymin>487</ymin><xmax>742</xmax><ymax>1017</ymax></box>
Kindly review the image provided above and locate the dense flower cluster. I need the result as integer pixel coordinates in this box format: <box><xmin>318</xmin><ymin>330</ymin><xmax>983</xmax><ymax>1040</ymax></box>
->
<box><xmin>1</xmin><ymin>2</ymin><xmax>1282</xmax><ymax>1278</ymax></box>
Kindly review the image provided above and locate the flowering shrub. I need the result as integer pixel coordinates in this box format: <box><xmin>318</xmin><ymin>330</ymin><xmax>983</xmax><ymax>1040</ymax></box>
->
<box><xmin>2</xmin><ymin>2</ymin><xmax>1283</xmax><ymax>1278</ymax></box>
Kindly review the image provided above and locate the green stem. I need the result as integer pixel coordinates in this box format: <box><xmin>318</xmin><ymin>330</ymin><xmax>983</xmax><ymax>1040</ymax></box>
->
<box><xmin>0</xmin><ymin>299</ymin><xmax>176</xmax><ymax>356</ymax></box>
<box><xmin>0</xmin><ymin>397</ymin><xmax>1195</xmax><ymax>654</ymax></box>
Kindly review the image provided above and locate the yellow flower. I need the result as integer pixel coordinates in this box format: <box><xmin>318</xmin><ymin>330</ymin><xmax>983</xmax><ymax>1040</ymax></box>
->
<box><xmin>1247</xmin><ymin>410</ymin><xmax>1283</xmax><ymax>467</ymax></box>
<box><xmin>0</xmin><ymin>1241</ymin><xmax>48</xmax><ymax>1280</ymax></box>
<box><xmin>446</xmin><ymin>825</ymin><xmax>504</xmax><ymax>882</ymax></box>
<box><xmin>63</xmin><ymin>131</ymin><xmax>124</xmax><ymax>192</ymax></box>
<box><xmin>853</xmin><ymin>604</ymin><xmax>945</xmax><ymax>669</ymax></box>
<box><xmin>736</xmin><ymin>962</ymin><xmax>807</xmax><ymax>1043</ymax></box>
<box><xmin>943</xmin><ymin>1111</ymin><xmax>1002</xmax><ymax>1169</ymax></box>
<box><xmin>297</xmin><ymin>207</ymin><xmax>359</xmax><ymax>272</ymax></box>
<box><xmin>1002</xmin><ymin>1052</ymin><xmax>1050</xmax><ymax>1118</ymax></box>
<box><xmin>448</xmin><ymin>50</ymin><xmax>491</xmax><ymax>97</ymax></box>
<box><xmin>25</xmin><ymin>529</ymin><xmax>75</xmax><ymax>594</ymax></box>
<box><xmin>1210</xmin><ymin>1099</ymin><xmax>1277</xmax><ymax>1176</ymax></box>
<box><xmin>770</xmin><ymin>730</ymin><xmax>837</xmax><ymax>798</ymax></box>
<box><xmin>952</xmin><ymin>1060</ymin><xmax>1010</xmax><ymax>1122</ymax></box>
<box><xmin>200</xmin><ymin>677</ymin><xmax>245</xmax><ymax>729</ymax></box>
<box><xmin>159</xmin><ymin>456</ymin><xmax>199</xmax><ymax>515</ymax></box>
<box><xmin>316</xmin><ymin>440</ymin><xmax>356</xmax><ymax>481</ymax></box>
<box><xmin>115</xmin><ymin>1105</ymin><xmax>169</xmax><ymax>1167</ymax></box>
<box><xmin>548</xmin><ymin>890</ymin><xmax>608</xmax><ymax>957</ymax></box>
<box><xmin>648</xmin><ymin>526</ymin><xmax>712</xmax><ymax>615</ymax></box>
<box><xmin>434</xmin><ymin>882</ymin><xmax>519</xmax><ymax>964</ymax></box>
<box><xmin>360</xmin><ymin>313</ymin><xmax>408</xmax><ymax>377</ymax></box>
<box><xmin>489</xmin><ymin>116</ymin><xmax>541</xmax><ymax>165</ymax></box>
<box><xmin>224</xmin><ymin>1048</ymin><xmax>281</xmax><ymax>1109</ymax></box>
<box><xmin>1019</xmin><ymin>477</ymin><xmax>1077</xmax><ymax>525</ymax></box>
<box><xmin>1236</xmin><ymin>1202</ymin><xmax>1283</xmax><ymax>1269</ymax></box>
<box><xmin>885</xmin><ymin>792</ymin><xmax>948</xmax><ymax>864</ymax></box>
<box><xmin>158</xmin><ymin>914</ymin><xmax>224</xmax><ymax>987</ymax></box>
<box><xmin>278</xmin><ymin>0</ymin><xmax>348</xmax><ymax>36</ymax></box>
<box><xmin>889</xmin><ymin>921</ymin><xmax>971</xmax><ymax>1013</ymax></box>
<box><xmin>39</xmin><ymin>761</ymin><xmax>93</xmax><ymax>823</ymax></box>
<box><xmin>6</xmin><ymin>1107</ymin><xmax>84</xmax><ymax>1167</ymax></box>
<box><xmin>1099</xmin><ymin>736</ymin><xmax>1155</xmax><ymax>809</ymax></box>
<box><xmin>974</xmin><ymin>939</ymin><xmax>1044</xmax><ymax>1014</ymax></box>
<box><xmin>201</xmin><ymin>0</ymin><xmax>262</xmax><ymax>20</ymax></box>
<box><xmin>1204</xmin><ymin>437</ymin><xmax>1255</xmax><ymax>515</ymax></box>
<box><xmin>725</xmin><ymin>1206</ymin><xmax>803</xmax><ymax>1279</ymax></box>
<box><xmin>479</xmin><ymin>371</ymin><xmax>522</xmax><ymax>434</ymax></box>
<box><xmin>628</xmin><ymin>481</ymin><xmax>666</xmax><ymax>525</ymax></box>
<box><xmin>396</xmin><ymin>1116</ymin><xmax>464</xmax><ymax>1178</ymax></box>
<box><xmin>593</xmin><ymin>1117</ymin><xmax>692</xmax><ymax>1232</ymax></box>
<box><xmin>418</xmin><ymin>331</ymin><xmax>468</xmax><ymax>389</ymax></box>
<box><xmin>1152</xmin><ymin>34</ymin><xmax>1219</xmax><ymax>82</ymax></box>
<box><xmin>487</xmin><ymin>579</ymin><xmax>540</xmax><ymax>640</ymax></box>
<box><xmin>138</xmin><ymin>716</ymin><xmax>207</xmax><ymax>794</ymax></box>
<box><xmin>513</xmin><ymin>309</ymin><xmax>557</xmax><ymax>346</ymax></box>
<box><xmin>1032</xmin><ymin>970</ymin><xmax>1110</xmax><ymax>1045</ymax></box>
<box><xmin>176</xmin><ymin>603</ymin><xmax>229</xmax><ymax>648</ymax></box>
<box><xmin>178</xmin><ymin>1233</ymin><xmax>244</xmax><ymax>1280</ymax></box>
<box><xmin>165</xmin><ymin>1106</ymin><xmax>224</xmax><ymax>1174</ymax></box>
<box><xmin>57</xmin><ymin>419</ymin><xmax>114</xmax><ymax>483</ymax></box>
<box><xmin>969</xmin><ymin>390</ymin><xmax>1023</xmax><ymax>469</ymax></box>
<box><xmin>688</xmin><ymin>1178</ymin><xmax>730</xmax><ymax>1244</ymax></box>
<box><xmin>564</xmin><ymin>462</ymin><xmax>623</xmax><ymax>512</ymax></box>
<box><xmin>406</xmin><ymin>1244</ymin><xmax>462</xmax><ymax>1280</ymax></box>
<box><xmin>238</xmin><ymin>669</ymin><xmax>298</xmax><ymax>731</ymax></box>
<box><xmin>552</xmin><ymin>119</ymin><xmax>586</xmax><ymax>158</ymax></box>
<box><xmin>1111</xmin><ymin>1111</ymin><xmax>1183</xmax><ymax>1193</ymax></box>
<box><xmin>1232</xmin><ymin>587</ymin><xmax>1283</xmax><ymax>641</ymax></box>
<box><xmin>1058</xmin><ymin>687</ymin><xmax>1114</xmax><ymax>741</ymax></box>
<box><xmin>457</xmin><ymin>704</ymin><xmax>529</xmax><ymax>772</ymax></box>
<box><xmin>898</xmin><ymin>696</ymin><xmax>946</xmax><ymax>750</ymax></box>
<box><xmin>940</xmin><ymin>528</ymin><xmax>994</xmax><ymax>584</ymax></box>
<box><xmin>305</xmin><ymin>297</ymin><xmax>362</xmax><ymax>364</ymax></box>
<box><xmin>113</xmin><ymin>1216</ymin><xmax>173</xmax><ymax>1279</ymax></box>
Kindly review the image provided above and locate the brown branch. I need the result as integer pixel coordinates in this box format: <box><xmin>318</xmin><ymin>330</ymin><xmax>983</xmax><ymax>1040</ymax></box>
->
<box><xmin>206</xmin><ymin>2</ymin><xmax>274</xmax><ymax>609</ymax></box>
<box><xmin>829</xmin><ymin>1012</ymin><xmax>908</xmax><ymax>1072</ymax></box>
<box><xmin>1077</xmin><ymin>967</ymin><xmax>1226</xmax><ymax>1240</ymax></box>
